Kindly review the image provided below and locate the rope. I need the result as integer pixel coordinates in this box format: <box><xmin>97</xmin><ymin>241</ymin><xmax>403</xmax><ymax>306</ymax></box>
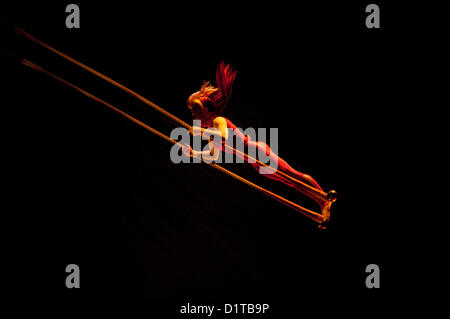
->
<box><xmin>17</xmin><ymin>57</ymin><xmax>325</xmax><ymax>224</ymax></box>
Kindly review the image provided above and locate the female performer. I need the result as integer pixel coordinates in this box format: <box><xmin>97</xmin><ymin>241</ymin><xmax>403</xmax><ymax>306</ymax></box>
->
<box><xmin>182</xmin><ymin>62</ymin><xmax>335</xmax><ymax>210</ymax></box>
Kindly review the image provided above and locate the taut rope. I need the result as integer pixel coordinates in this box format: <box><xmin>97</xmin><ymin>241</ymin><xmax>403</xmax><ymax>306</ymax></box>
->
<box><xmin>18</xmin><ymin>57</ymin><xmax>326</xmax><ymax>224</ymax></box>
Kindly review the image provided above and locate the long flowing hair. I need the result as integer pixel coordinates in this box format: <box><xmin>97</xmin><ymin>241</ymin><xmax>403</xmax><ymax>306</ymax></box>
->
<box><xmin>187</xmin><ymin>61</ymin><xmax>237</xmax><ymax>125</ymax></box>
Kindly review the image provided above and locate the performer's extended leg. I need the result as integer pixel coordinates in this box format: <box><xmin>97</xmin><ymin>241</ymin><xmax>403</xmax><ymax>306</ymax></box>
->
<box><xmin>245</xmin><ymin>140</ymin><xmax>326</xmax><ymax>207</ymax></box>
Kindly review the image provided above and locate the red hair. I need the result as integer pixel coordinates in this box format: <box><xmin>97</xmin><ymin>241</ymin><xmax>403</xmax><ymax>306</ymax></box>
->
<box><xmin>212</xmin><ymin>61</ymin><xmax>237</xmax><ymax>113</ymax></box>
<box><xmin>187</xmin><ymin>61</ymin><xmax>237</xmax><ymax>125</ymax></box>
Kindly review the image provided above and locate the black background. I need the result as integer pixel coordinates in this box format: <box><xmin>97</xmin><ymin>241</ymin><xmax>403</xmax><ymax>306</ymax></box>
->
<box><xmin>1</xmin><ymin>0</ymin><xmax>412</xmax><ymax>313</ymax></box>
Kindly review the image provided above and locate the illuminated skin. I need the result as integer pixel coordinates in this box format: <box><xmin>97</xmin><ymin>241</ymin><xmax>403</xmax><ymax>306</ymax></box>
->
<box><xmin>183</xmin><ymin>62</ymin><xmax>327</xmax><ymax>208</ymax></box>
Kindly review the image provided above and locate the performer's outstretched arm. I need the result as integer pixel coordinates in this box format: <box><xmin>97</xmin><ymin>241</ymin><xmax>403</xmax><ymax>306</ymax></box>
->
<box><xmin>182</xmin><ymin>145</ymin><xmax>219</xmax><ymax>161</ymax></box>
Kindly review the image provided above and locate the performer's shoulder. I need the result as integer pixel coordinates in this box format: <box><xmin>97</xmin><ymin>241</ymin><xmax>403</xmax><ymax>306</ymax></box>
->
<box><xmin>213</xmin><ymin>116</ymin><xmax>228</xmax><ymax>126</ymax></box>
